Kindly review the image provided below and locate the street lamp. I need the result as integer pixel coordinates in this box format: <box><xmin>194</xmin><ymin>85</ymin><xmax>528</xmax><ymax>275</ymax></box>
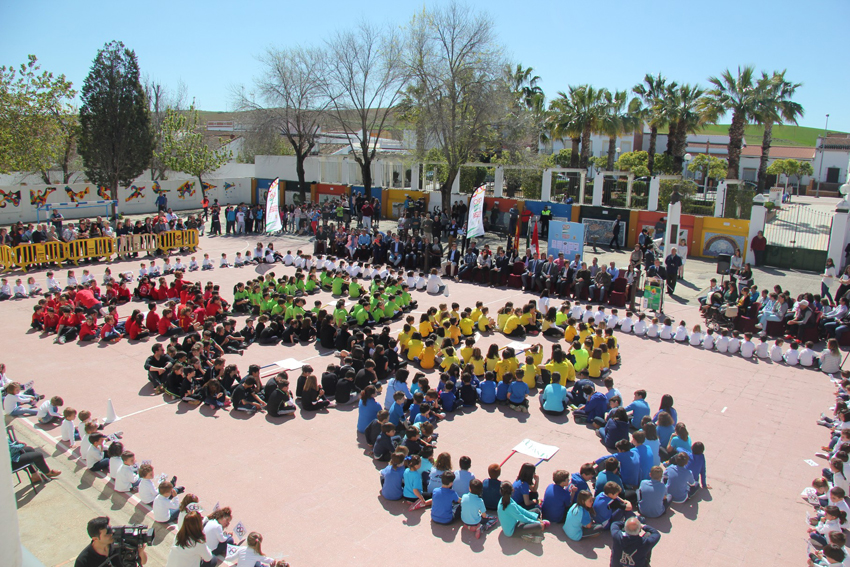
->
<box><xmin>816</xmin><ymin>114</ymin><xmax>830</xmax><ymax>198</ymax></box>
<box><xmin>684</xmin><ymin>153</ymin><xmax>693</xmax><ymax>178</ymax></box>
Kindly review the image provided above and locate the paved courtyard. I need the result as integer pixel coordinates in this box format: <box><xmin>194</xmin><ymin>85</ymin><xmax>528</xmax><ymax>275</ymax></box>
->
<box><xmin>6</xmin><ymin>228</ymin><xmax>837</xmax><ymax>567</ymax></box>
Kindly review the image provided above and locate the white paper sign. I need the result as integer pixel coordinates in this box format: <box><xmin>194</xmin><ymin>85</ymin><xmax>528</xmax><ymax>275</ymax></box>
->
<box><xmin>158</xmin><ymin>473</ymin><xmax>168</xmax><ymax>484</ymax></box>
<box><xmin>234</xmin><ymin>520</ymin><xmax>247</xmax><ymax>539</ymax></box>
<box><xmin>805</xmin><ymin>459</ymin><xmax>818</xmax><ymax>466</ymax></box>
<box><xmin>512</xmin><ymin>439</ymin><xmax>559</xmax><ymax>461</ymax></box>
<box><xmin>271</xmin><ymin>358</ymin><xmax>303</xmax><ymax>371</ymax></box>
<box><xmin>141</xmin><ymin>460</ymin><xmax>152</xmax><ymax>466</ymax></box>
<box><xmin>226</xmin><ymin>544</ymin><xmax>241</xmax><ymax>558</ymax></box>
<box><xmin>506</xmin><ymin>342</ymin><xmax>531</xmax><ymax>352</ymax></box>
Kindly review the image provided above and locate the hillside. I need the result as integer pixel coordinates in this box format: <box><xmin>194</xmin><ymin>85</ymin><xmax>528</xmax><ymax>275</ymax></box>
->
<box><xmin>695</xmin><ymin>123</ymin><xmax>845</xmax><ymax>147</ymax></box>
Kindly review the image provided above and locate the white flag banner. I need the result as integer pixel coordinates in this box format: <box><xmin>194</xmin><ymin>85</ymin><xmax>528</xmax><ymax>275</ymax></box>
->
<box><xmin>466</xmin><ymin>185</ymin><xmax>486</xmax><ymax>239</ymax></box>
<box><xmin>512</xmin><ymin>439</ymin><xmax>559</xmax><ymax>461</ymax></box>
<box><xmin>234</xmin><ymin>520</ymin><xmax>247</xmax><ymax>539</ymax></box>
<box><xmin>265</xmin><ymin>178</ymin><xmax>282</xmax><ymax>233</ymax></box>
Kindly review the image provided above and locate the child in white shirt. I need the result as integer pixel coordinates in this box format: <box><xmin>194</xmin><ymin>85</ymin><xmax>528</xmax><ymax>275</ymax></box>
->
<box><xmin>619</xmin><ymin>312</ymin><xmax>634</xmax><ymax>333</ymax></box>
<box><xmin>688</xmin><ymin>324</ymin><xmax>703</xmax><ymax>346</ymax></box>
<box><xmin>799</xmin><ymin>341</ymin><xmax>816</xmax><ymax>367</ymax></box>
<box><xmin>66</xmin><ymin>270</ymin><xmax>78</xmax><ymax>289</ymax></box>
<box><xmin>202</xmin><ymin>254</ymin><xmax>213</xmax><ymax>270</ymax></box>
<box><xmin>283</xmin><ymin>251</ymin><xmax>294</xmax><ymax>266</ymax></box>
<box><xmin>784</xmin><ymin>341</ymin><xmax>800</xmax><ymax>366</ymax></box>
<box><xmin>727</xmin><ymin>331</ymin><xmax>741</xmax><ymax>354</ymax></box>
<box><xmin>234</xmin><ymin>252</ymin><xmax>244</xmax><ymax>267</ymax></box>
<box><xmin>220</xmin><ymin>253</ymin><xmax>230</xmax><ymax>268</ymax></box>
<box><xmin>769</xmin><ymin>339</ymin><xmax>785</xmax><ymax>362</ymax></box>
<box><xmin>594</xmin><ymin>307</ymin><xmax>607</xmax><ymax>326</ymax></box>
<box><xmin>85</xmin><ymin>433</ymin><xmax>109</xmax><ymax>472</ymax></box>
<box><xmin>27</xmin><ymin>277</ymin><xmax>41</xmax><ymax>296</ymax></box>
<box><xmin>582</xmin><ymin>309</ymin><xmax>595</xmax><ymax>324</ymax></box>
<box><xmin>188</xmin><ymin>257</ymin><xmax>198</xmax><ymax>271</ymax></box>
<box><xmin>153</xmin><ymin>481</ymin><xmax>182</xmax><ymax>523</ymax></box>
<box><xmin>149</xmin><ymin>261</ymin><xmax>161</xmax><ymax>277</ymax></box>
<box><xmin>702</xmin><ymin>328</ymin><xmax>716</xmax><ymax>350</ymax></box>
<box><xmin>715</xmin><ymin>330</ymin><xmax>730</xmax><ymax>353</ymax></box>
<box><xmin>569</xmin><ymin>303</ymin><xmax>584</xmax><ymax>320</ymax></box>
<box><xmin>12</xmin><ymin>279</ymin><xmax>27</xmax><ymax>299</ymax></box>
<box><xmin>108</xmin><ymin>441</ymin><xmax>125</xmax><ymax>480</ymax></box>
<box><xmin>658</xmin><ymin>318</ymin><xmax>673</xmax><ymax>340</ymax></box>
<box><xmin>244</xmin><ymin>251</ymin><xmax>254</xmax><ymax>264</ymax></box>
<box><xmin>60</xmin><ymin>407</ymin><xmax>79</xmax><ymax>445</ymax></box>
<box><xmin>740</xmin><ymin>333</ymin><xmax>755</xmax><ymax>358</ymax></box>
<box><xmin>36</xmin><ymin>395</ymin><xmax>63</xmax><ymax>424</ymax></box>
<box><xmin>162</xmin><ymin>258</ymin><xmax>173</xmax><ymax>274</ymax></box>
<box><xmin>0</xmin><ymin>278</ymin><xmax>11</xmax><ymax>300</ymax></box>
<box><xmin>174</xmin><ymin>258</ymin><xmax>186</xmax><ymax>272</ymax></box>
<box><xmin>673</xmin><ymin>321</ymin><xmax>688</xmax><ymax>342</ymax></box>
<box><xmin>114</xmin><ymin>451</ymin><xmax>141</xmax><ymax>493</ymax></box>
<box><xmin>426</xmin><ymin>269</ymin><xmax>447</xmax><ymax>295</ymax></box>
<box><xmin>138</xmin><ymin>263</ymin><xmax>148</xmax><ymax>279</ymax></box>
<box><xmin>633</xmin><ymin>314</ymin><xmax>647</xmax><ymax>336</ymax></box>
<box><xmin>45</xmin><ymin>271</ymin><xmax>61</xmax><ymax>293</ymax></box>
<box><xmin>80</xmin><ymin>270</ymin><xmax>94</xmax><ymax>285</ymax></box>
<box><xmin>755</xmin><ymin>336</ymin><xmax>770</xmax><ymax>359</ymax></box>
<box><xmin>415</xmin><ymin>273</ymin><xmax>427</xmax><ymax>291</ymax></box>
<box><xmin>137</xmin><ymin>463</ymin><xmax>157</xmax><ymax>504</ymax></box>
<box><xmin>646</xmin><ymin>318</ymin><xmax>659</xmax><ymax>338</ymax></box>
<box><xmin>607</xmin><ymin>309</ymin><xmax>620</xmax><ymax>329</ymax></box>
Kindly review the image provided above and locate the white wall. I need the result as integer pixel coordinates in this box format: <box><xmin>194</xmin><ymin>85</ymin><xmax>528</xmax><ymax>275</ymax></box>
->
<box><xmin>813</xmin><ymin>149</ymin><xmax>850</xmax><ymax>183</ymax></box>
<box><xmin>254</xmin><ymin>155</ymin><xmax>319</xmax><ymax>183</ymax></box>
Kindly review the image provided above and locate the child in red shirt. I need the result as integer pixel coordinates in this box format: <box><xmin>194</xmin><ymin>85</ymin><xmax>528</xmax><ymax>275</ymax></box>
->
<box><xmin>79</xmin><ymin>314</ymin><xmax>98</xmax><ymax>342</ymax></box>
<box><xmin>145</xmin><ymin>304</ymin><xmax>160</xmax><ymax>333</ymax></box>
<box><xmin>100</xmin><ymin>315</ymin><xmax>121</xmax><ymax>342</ymax></box>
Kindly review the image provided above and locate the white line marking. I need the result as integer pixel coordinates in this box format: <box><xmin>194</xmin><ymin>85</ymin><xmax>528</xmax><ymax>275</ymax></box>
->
<box><xmin>118</xmin><ymin>400</ymin><xmax>177</xmax><ymax>419</ymax></box>
<box><xmin>721</xmin><ymin>407</ymin><xmax>727</xmax><ymax>413</ymax></box>
<box><xmin>805</xmin><ymin>459</ymin><xmax>818</xmax><ymax>466</ymax></box>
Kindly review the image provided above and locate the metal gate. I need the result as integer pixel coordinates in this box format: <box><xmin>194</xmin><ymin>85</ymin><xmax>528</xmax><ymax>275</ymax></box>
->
<box><xmin>763</xmin><ymin>204</ymin><xmax>832</xmax><ymax>271</ymax></box>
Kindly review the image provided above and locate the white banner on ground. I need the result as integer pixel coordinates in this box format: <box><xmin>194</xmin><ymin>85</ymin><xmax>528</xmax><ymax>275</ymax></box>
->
<box><xmin>466</xmin><ymin>185</ymin><xmax>486</xmax><ymax>239</ymax></box>
<box><xmin>512</xmin><ymin>439</ymin><xmax>559</xmax><ymax>461</ymax></box>
<box><xmin>265</xmin><ymin>178</ymin><xmax>282</xmax><ymax>233</ymax></box>
<box><xmin>270</xmin><ymin>358</ymin><xmax>304</xmax><ymax>371</ymax></box>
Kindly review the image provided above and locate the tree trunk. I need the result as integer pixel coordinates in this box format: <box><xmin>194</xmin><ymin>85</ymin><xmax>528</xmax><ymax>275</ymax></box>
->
<box><xmin>295</xmin><ymin>150</ymin><xmax>308</xmax><ymax>203</ymax></box>
<box><xmin>756</xmin><ymin>121</ymin><xmax>773</xmax><ymax>192</ymax></box>
<box><xmin>726</xmin><ymin>110</ymin><xmax>746</xmax><ymax>179</ymax></box>
<box><xmin>665</xmin><ymin>122</ymin><xmax>677</xmax><ymax>156</ymax></box>
<box><xmin>673</xmin><ymin>120</ymin><xmax>689</xmax><ymax>172</ymax></box>
<box><xmin>360</xmin><ymin>159</ymin><xmax>372</xmax><ymax>200</ymax></box>
<box><xmin>442</xmin><ymin>170</ymin><xmax>457</xmax><ymax>213</ymax></box>
<box><xmin>579</xmin><ymin>127</ymin><xmax>592</xmax><ymax>170</ymax></box>
<box><xmin>647</xmin><ymin>126</ymin><xmax>657</xmax><ymax>174</ymax></box>
<box><xmin>606</xmin><ymin>137</ymin><xmax>616</xmax><ymax>171</ymax></box>
<box><xmin>570</xmin><ymin>137</ymin><xmax>580</xmax><ymax>167</ymax></box>
<box><xmin>110</xmin><ymin>179</ymin><xmax>119</xmax><ymax>226</ymax></box>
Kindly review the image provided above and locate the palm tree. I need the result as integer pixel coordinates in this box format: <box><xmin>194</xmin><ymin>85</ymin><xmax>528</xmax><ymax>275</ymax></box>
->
<box><xmin>702</xmin><ymin>66</ymin><xmax>760</xmax><ymax>179</ymax></box>
<box><xmin>666</xmin><ymin>84</ymin><xmax>707</xmax><ymax>171</ymax></box>
<box><xmin>563</xmin><ymin>85</ymin><xmax>606</xmax><ymax>170</ymax></box>
<box><xmin>633</xmin><ymin>73</ymin><xmax>674</xmax><ymax>174</ymax></box>
<box><xmin>508</xmin><ymin>64</ymin><xmax>543</xmax><ymax>111</ymax></box>
<box><xmin>547</xmin><ymin>92</ymin><xmax>582</xmax><ymax>167</ymax></box>
<box><xmin>598</xmin><ymin>90</ymin><xmax>641</xmax><ymax>170</ymax></box>
<box><xmin>754</xmin><ymin>70</ymin><xmax>804</xmax><ymax>192</ymax></box>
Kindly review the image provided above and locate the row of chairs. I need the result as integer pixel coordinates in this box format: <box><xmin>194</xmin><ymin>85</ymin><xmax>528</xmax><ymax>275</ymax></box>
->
<box><xmin>733</xmin><ymin>302</ymin><xmax>829</xmax><ymax>344</ymax></box>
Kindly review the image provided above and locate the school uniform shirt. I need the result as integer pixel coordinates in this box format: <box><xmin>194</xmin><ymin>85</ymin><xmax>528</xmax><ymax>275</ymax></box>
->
<box><xmin>673</xmin><ymin>326</ymin><xmax>688</xmax><ymax>341</ymax></box>
<box><xmin>637</xmin><ymin>478</ymin><xmax>668</xmax><ymax>518</ymax></box>
<box><xmin>138</xmin><ymin>478</ymin><xmax>157</xmax><ymax>504</ymax></box>
<box><xmin>618</xmin><ymin>317</ymin><xmax>633</xmax><ymax>333</ymax></box>
<box><xmin>85</xmin><ymin>444</ymin><xmax>104</xmax><ymax>469</ymax></box>
<box><xmin>659</xmin><ymin>325</ymin><xmax>673</xmax><ymax>340</ymax></box>
<box><xmin>153</xmin><ymin>494</ymin><xmax>180</xmax><ymax>522</ymax></box>
<box><xmin>727</xmin><ymin>338</ymin><xmax>740</xmax><ymax>354</ymax></box>
<box><xmin>769</xmin><ymin>345</ymin><xmax>784</xmax><ymax>362</ymax></box>
<box><xmin>357</xmin><ymin>398</ymin><xmax>382</xmax><ymax>433</ymax></box>
<box><xmin>740</xmin><ymin>340</ymin><xmax>755</xmax><ymax>358</ymax></box>
<box><xmin>431</xmin><ymin>486</ymin><xmax>459</xmax><ymax>524</ymax></box>
<box><xmin>784</xmin><ymin>349</ymin><xmax>800</xmax><ymax>366</ymax></box>
<box><xmin>507</xmin><ymin>381</ymin><xmax>529</xmax><ymax>404</ymax></box>
<box><xmin>799</xmin><ymin>348</ymin><xmax>816</xmax><ymax>367</ymax></box>
<box><xmin>633</xmin><ymin>320</ymin><xmax>647</xmax><ymax>336</ymax></box>
<box><xmin>380</xmin><ymin>464</ymin><xmax>405</xmax><ymax>500</ymax></box>
<box><xmin>715</xmin><ymin>336</ymin><xmax>729</xmax><ymax>353</ymax></box>
<box><xmin>460</xmin><ymin>492</ymin><xmax>487</xmax><ymax>526</ymax></box>
<box><xmin>454</xmin><ymin>469</ymin><xmax>475</xmax><ymax>496</ymax></box>
<box><xmin>109</xmin><ymin>456</ymin><xmax>123</xmax><ymax>479</ymax></box>
<box><xmin>60</xmin><ymin>419</ymin><xmax>76</xmax><ymax>442</ymax></box>
<box><xmin>664</xmin><ymin>464</ymin><xmax>695</xmax><ymax>503</ymax></box>
<box><xmin>497</xmin><ymin>498</ymin><xmax>540</xmax><ymax>536</ymax></box>
<box><xmin>541</xmin><ymin>383</ymin><xmax>568</xmax><ymax>412</ymax></box>
<box><xmin>403</xmin><ymin>467</ymin><xmax>425</xmax><ymax>500</ymax></box>
<box><xmin>563</xmin><ymin>504</ymin><xmax>592</xmax><ymax>541</ymax></box>
<box><xmin>593</xmin><ymin>493</ymin><xmax>627</xmax><ymax>527</ymax></box>
<box><xmin>203</xmin><ymin>519</ymin><xmax>228</xmax><ymax>551</ymax></box>
<box><xmin>36</xmin><ymin>401</ymin><xmax>61</xmax><ymax>421</ymax></box>
<box><xmin>541</xmin><ymin>483</ymin><xmax>571</xmax><ymax>523</ymax></box>
<box><xmin>479</xmin><ymin>381</ymin><xmax>497</xmax><ymax>404</ymax></box>
<box><xmin>114</xmin><ymin>463</ymin><xmax>139</xmax><ymax>492</ymax></box>
<box><xmin>165</xmin><ymin>540</ymin><xmax>213</xmax><ymax>567</ymax></box>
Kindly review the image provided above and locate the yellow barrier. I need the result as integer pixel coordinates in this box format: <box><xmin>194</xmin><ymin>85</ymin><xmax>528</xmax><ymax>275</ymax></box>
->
<box><xmin>0</xmin><ymin>246</ymin><xmax>15</xmax><ymax>273</ymax></box>
<box><xmin>64</xmin><ymin>237</ymin><xmax>115</xmax><ymax>265</ymax></box>
<box><xmin>117</xmin><ymin>234</ymin><xmax>159</xmax><ymax>257</ymax></box>
<box><xmin>157</xmin><ymin>229</ymin><xmax>199</xmax><ymax>253</ymax></box>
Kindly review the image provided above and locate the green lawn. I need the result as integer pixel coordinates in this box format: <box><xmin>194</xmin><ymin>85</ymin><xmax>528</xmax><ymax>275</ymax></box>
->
<box><xmin>695</xmin><ymin>124</ymin><xmax>844</xmax><ymax>147</ymax></box>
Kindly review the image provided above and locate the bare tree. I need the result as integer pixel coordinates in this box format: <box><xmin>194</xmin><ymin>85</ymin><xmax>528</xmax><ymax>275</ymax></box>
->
<box><xmin>144</xmin><ymin>77</ymin><xmax>187</xmax><ymax>181</ymax></box>
<box><xmin>407</xmin><ymin>2</ymin><xmax>507</xmax><ymax>210</ymax></box>
<box><xmin>238</xmin><ymin>47</ymin><xmax>329</xmax><ymax>202</ymax></box>
<box><xmin>324</xmin><ymin>22</ymin><xmax>407</xmax><ymax>198</ymax></box>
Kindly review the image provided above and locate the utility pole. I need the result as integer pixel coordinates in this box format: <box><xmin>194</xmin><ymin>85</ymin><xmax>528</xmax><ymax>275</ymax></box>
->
<box><xmin>816</xmin><ymin>114</ymin><xmax>830</xmax><ymax>198</ymax></box>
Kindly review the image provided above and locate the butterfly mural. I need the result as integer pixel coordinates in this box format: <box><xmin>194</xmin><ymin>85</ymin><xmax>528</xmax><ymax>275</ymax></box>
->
<box><xmin>96</xmin><ymin>186</ymin><xmax>111</xmax><ymax>200</ymax></box>
<box><xmin>30</xmin><ymin>187</ymin><xmax>57</xmax><ymax>207</ymax></box>
<box><xmin>125</xmin><ymin>185</ymin><xmax>146</xmax><ymax>202</ymax></box>
<box><xmin>177</xmin><ymin>181</ymin><xmax>196</xmax><ymax>199</ymax></box>
<box><xmin>152</xmin><ymin>181</ymin><xmax>169</xmax><ymax>195</ymax></box>
<box><xmin>65</xmin><ymin>185</ymin><xmax>90</xmax><ymax>204</ymax></box>
<box><xmin>0</xmin><ymin>190</ymin><xmax>22</xmax><ymax>208</ymax></box>
<box><xmin>223</xmin><ymin>182</ymin><xmax>235</xmax><ymax>191</ymax></box>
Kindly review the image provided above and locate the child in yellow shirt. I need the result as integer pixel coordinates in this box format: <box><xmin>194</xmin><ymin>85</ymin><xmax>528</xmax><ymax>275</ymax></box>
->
<box><xmin>459</xmin><ymin>338</ymin><xmax>475</xmax><ymax>363</ymax></box>
<box><xmin>578</xmin><ymin>322</ymin><xmax>592</xmax><ymax>344</ymax></box>
<box><xmin>607</xmin><ymin>336</ymin><xmax>619</xmax><ymax>365</ymax></box>
<box><xmin>564</xmin><ymin>319</ymin><xmax>578</xmax><ymax>343</ymax></box>
<box><xmin>521</xmin><ymin>355</ymin><xmax>540</xmax><ymax>388</ymax></box>
<box><xmin>542</xmin><ymin>349</ymin><xmax>576</xmax><ymax>385</ymax></box>
<box><xmin>459</xmin><ymin>313</ymin><xmax>475</xmax><ymax>336</ymax></box>
<box><xmin>503</xmin><ymin>308</ymin><xmax>523</xmax><ymax>337</ymax></box>
<box><xmin>470</xmin><ymin>302</ymin><xmax>483</xmax><ymax>325</ymax></box>
<box><xmin>447</xmin><ymin>318</ymin><xmax>462</xmax><ymax>345</ymax></box>
<box><xmin>398</xmin><ymin>324</ymin><xmax>413</xmax><ymax>354</ymax></box>
<box><xmin>600</xmin><ymin>343</ymin><xmax>611</xmax><ymax>372</ymax></box>
<box><xmin>418</xmin><ymin>339</ymin><xmax>439</xmax><ymax>370</ymax></box>
<box><xmin>440</xmin><ymin>346</ymin><xmax>461</xmax><ymax>372</ymax></box>
<box><xmin>470</xmin><ymin>347</ymin><xmax>486</xmax><ymax>377</ymax></box>
<box><xmin>587</xmin><ymin>347</ymin><xmax>609</xmax><ymax>379</ymax></box>
<box><xmin>419</xmin><ymin>314</ymin><xmax>434</xmax><ymax>339</ymax></box>
<box><xmin>450</xmin><ymin>302</ymin><xmax>462</xmax><ymax>323</ymax></box>
<box><xmin>486</xmin><ymin>344</ymin><xmax>501</xmax><ymax>373</ymax></box>
<box><xmin>592</xmin><ymin>328</ymin><xmax>605</xmax><ymax>350</ymax></box>
<box><xmin>406</xmin><ymin>333</ymin><xmax>424</xmax><ymax>361</ymax></box>
<box><xmin>478</xmin><ymin>307</ymin><xmax>493</xmax><ymax>333</ymax></box>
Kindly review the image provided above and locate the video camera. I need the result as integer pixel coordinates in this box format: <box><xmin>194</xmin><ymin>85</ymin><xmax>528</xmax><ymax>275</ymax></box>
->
<box><xmin>109</xmin><ymin>525</ymin><xmax>154</xmax><ymax>567</ymax></box>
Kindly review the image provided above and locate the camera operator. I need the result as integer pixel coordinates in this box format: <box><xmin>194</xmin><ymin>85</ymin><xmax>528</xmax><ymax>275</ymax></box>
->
<box><xmin>75</xmin><ymin>517</ymin><xmax>147</xmax><ymax>567</ymax></box>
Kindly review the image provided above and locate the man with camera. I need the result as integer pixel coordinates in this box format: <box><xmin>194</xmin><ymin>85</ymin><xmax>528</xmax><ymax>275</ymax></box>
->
<box><xmin>75</xmin><ymin>517</ymin><xmax>148</xmax><ymax>567</ymax></box>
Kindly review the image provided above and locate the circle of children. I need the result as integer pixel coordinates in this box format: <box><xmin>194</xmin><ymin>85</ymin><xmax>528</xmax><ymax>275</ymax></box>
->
<box><xmin>3</xmin><ymin>235</ymin><xmax>838</xmax><ymax>556</ymax></box>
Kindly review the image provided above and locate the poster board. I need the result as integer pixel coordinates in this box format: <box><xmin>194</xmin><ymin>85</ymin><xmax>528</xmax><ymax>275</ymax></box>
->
<box><xmin>512</xmin><ymin>439</ymin><xmax>560</xmax><ymax>461</ymax></box>
<box><xmin>547</xmin><ymin>220</ymin><xmax>585</xmax><ymax>262</ymax></box>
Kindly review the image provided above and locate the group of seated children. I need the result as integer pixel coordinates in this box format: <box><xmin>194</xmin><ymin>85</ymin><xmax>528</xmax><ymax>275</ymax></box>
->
<box><xmin>801</xmin><ymin>370</ymin><xmax>850</xmax><ymax>565</ymax></box>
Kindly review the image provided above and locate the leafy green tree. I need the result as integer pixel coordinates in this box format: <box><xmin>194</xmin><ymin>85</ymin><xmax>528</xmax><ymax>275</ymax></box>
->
<box><xmin>544</xmin><ymin>149</ymin><xmax>573</xmax><ymax>169</ymax></box>
<box><xmin>797</xmin><ymin>162</ymin><xmax>814</xmax><ymax>193</ymax></box>
<box><xmin>665</xmin><ymin>84</ymin><xmax>706</xmax><ymax>171</ymax></box>
<box><xmin>702</xmin><ymin>66</ymin><xmax>760</xmax><ymax>179</ymax></box>
<box><xmin>546</xmin><ymin>93</ymin><xmax>581</xmax><ymax>167</ymax></box>
<box><xmin>79</xmin><ymin>41</ymin><xmax>153</xmax><ymax>214</ymax></box>
<box><xmin>754</xmin><ymin>70</ymin><xmax>803</xmax><ymax>192</ymax></box>
<box><xmin>614</xmin><ymin>151</ymin><xmax>651</xmax><ymax>178</ymax></box>
<box><xmin>156</xmin><ymin>103</ymin><xmax>232</xmax><ymax>193</ymax></box>
<box><xmin>687</xmin><ymin>153</ymin><xmax>727</xmax><ymax>186</ymax></box>
<box><xmin>0</xmin><ymin>55</ymin><xmax>77</xmax><ymax>177</ymax></box>
<box><xmin>652</xmin><ymin>153</ymin><xmax>679</xmax><ymax>175</ymax></box>
<box><xmin>632</xmin><ymin>74</ymin><xmax>674</xmax><ymax>174</ymax></box>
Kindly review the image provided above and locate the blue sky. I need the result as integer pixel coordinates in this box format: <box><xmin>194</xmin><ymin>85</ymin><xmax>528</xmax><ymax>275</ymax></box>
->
<box><xmin>2</xmin><ymin>0</ymin><xmax>847</xmax><ymax>133</ymax></box>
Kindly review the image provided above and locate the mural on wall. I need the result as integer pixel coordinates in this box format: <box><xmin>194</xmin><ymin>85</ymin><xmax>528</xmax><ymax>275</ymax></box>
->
<box><xmin>177</xmin><ymin>181</ymin><xmax>196</xmax><ymax>199</ymax></box>
<box><xmin>152</xmin><ymin>181</ymin><xmax>169</xmax><ymax>196</ymax></box>
<box><xmin>582</xmin><ymin>218</ymin><xmax>625</xmax><ymax>247</ymax></box>
<box><xmin>201</xmin><ymin>182</ymin><xmax>217</xmax><ymax>197</ymax></box>
<box><xmin>30</xmin><ymin>187</ymin><xmax>57</xmax><ymax>207</ymax></box>
<box><xmin>64</xmin><ymin>185</ymin><xmax>89</xmax><ymax>203</ymax></box>
<box><xmin>125</xmin><ymin>185</ymin><xmax>146</xmax><ymax>202</ymax></box>
<box><xmin>96</xmin><ymin>186</ymin><xmax>111</xmax><ymax>200</ymax></box>
<box><xmin>223</xmin><ymin>182</ymin><xmax>235</xmax><ymax>192</ymax></box>
<box><xmin>0</xmin><ymin>189</ymin><xmax>22</xmax><ymax>208</ymax></box>
<box><xmin>702</xmin><ymin>232</ymin><xmax>745</xmax><ymax>258</ymax></box>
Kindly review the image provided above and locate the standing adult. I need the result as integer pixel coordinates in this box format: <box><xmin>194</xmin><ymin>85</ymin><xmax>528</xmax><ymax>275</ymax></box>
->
<box><xmin>361</xmin><ymin>200</ymin><xmax>373</xmax><ymax>230</ymax></box>
<box><xmin>155</xmin><ymin>192</ymin><xmax>168</xmax><ymax>212</ymax></box>
<box><xmin>822</xmin><ymin>258</ymin><xmax>837</xmax><ymax>305</ymax></box>
<box><xmin>664</xmin><ymin>249</ymin><xmax>682</xmax><ymax>295</ymax></box>
<box><xmin>653</xmin><ymin>217</ymin><xmax>666</xmax><ymax>243</ymax></box>
<box><xmin>508</xmin><ymin>205</ymin><xmax>519</xmax><ymax>238</ymax></box>
<box><xmin>609</xmin><ymin>518</ymin><xmax>660</xmax><ymax>567</ymax></box>
<box><xmin>201</xmin><ymin>195</ymin><xmax>210</xmax><ymax>221</ymax></box>
<box><xmin>609</xmin><ymin>215</ymin><xmax>622</xmax><ymax>250</ymax></box>
<box><xmin>750</xmin><ymin>230</ymin><xmax>767</xmax><ymax>267</ymax></box>
<box><xmin>540</xmin><ymin>206</ymin><xmax>552</xmax><ymax>239</ymax></box>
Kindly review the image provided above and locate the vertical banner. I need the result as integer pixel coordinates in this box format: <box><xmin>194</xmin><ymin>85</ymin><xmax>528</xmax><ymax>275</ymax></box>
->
<box><xmin>265</xmin><ymin>178</ymin><xmax>282</xmax><ymax>233</ymax></box>
<box><xmin>466</xmin><ymin>185</ymin><xmax>486</xmax><ymax>239</ymax></box>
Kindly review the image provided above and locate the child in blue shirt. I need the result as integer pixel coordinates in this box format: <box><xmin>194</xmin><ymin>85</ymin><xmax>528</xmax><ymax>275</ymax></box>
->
<box><xmin>454</xmin><ymin>455</ymin><xmax>475</xmax><ymax>496</ymax></box>
<box><xmin>439</xmin><ymin>381</ymin><xmax>458</xmax><ymax>412</ymax></box>
<box><xmin>540</xmin><ymin>373</ymin><xmax>568</xmax><ymax>415</ymax></box>
<box><xmin>663</xmin><ymin>452</ymin><xmax>696</xmax><ymax>503</ymax></box>
<box><xmin>593</xmin><ymin>481</ymin><xmax>633</xmax><ymax>528</ymax></box>
<box><xmin>637</xmin><ymin>466</ymin><xmax>669</xmax><ymax>518</ymax></box>
<box><xmin>380</xmin><ymin>452</ymin><xmax>406</xmax><ymax>501</ymax></box>
<box><xmin>625</xmin><ymin>389</ymin><xmax>651</xmax><ymax>429</ymax></box>
<box><xmin>460</xmin><ymin>479</ymin><xmax>497</xmax><ymax>538</ymax></box>
<box><xmin>388</xmin><ymin>391</ymin><xmax>406</xmax><ymax>427</ymax></box>
<box><xmin>541</xmin><ymin>469</ymin><xmax>575</xmax><ymax>523</ymax></box>
<box><xmin>507</xmin><ymin>372</ymin><xmax>530</xmax><ymax>412</ymax></box>
<box><xmin>482</xmin><ymin>464</ymin><xmax>503</xmax><ymax>510</ymax></box>
<box><xmin>479</xmin><ymin>372</ymin><xmax>497</xmax><ymax>404</ymax></box>
<box><xmin>512</xmin><ymin>462</ymin><xmax>540</xmax><ymax>510</ymax></box>
<box><xmin>594</xmin><ymin>457</ymin><xmax>625</xmax><ymax>495</ymax></box>
<box><xmin>631</xmin><ymin>431</ymin><xmax>654</xmax><ymax>482</ymax></box>
<box><xmin>495</xmin><ymin>374</ymin><xmax>510</xmax><ymax>404</ymax></box>
<box><xmin>408</xmin><ymin>391</ymin><xmax>424</xmax><ymax>422</ymax></box>
<box><xmin>563</xmin><ymin>490</ymin><xmax>602</xmax><ymax>541</ymax></box>
<box><xmin>373</xmin><ymin>423</ymin><xmax>400</xmax><ymax>461</ymax></box>
<box><xmin>431</xmin><ymin>471</ymin><xmax>461</xmax><ymax>524</ymax></box>
<box><xmin>403</xmin><ymin>455</ymin><xmax>431</xmax><ymax>511</ymax></box>
<box><xmin>569</xmin><ymin>464</ymin><xmax>596</xmax><ymax>505</ymax></box>
<box><xmin>684</xmin><ymin>441</ymin><xmax>709</xmax><ymax>490</ymax></box>
<box><xmin>497</xmin><ymin>481</ymin><xmax>549</xmax><ymax>542</ymax></box>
